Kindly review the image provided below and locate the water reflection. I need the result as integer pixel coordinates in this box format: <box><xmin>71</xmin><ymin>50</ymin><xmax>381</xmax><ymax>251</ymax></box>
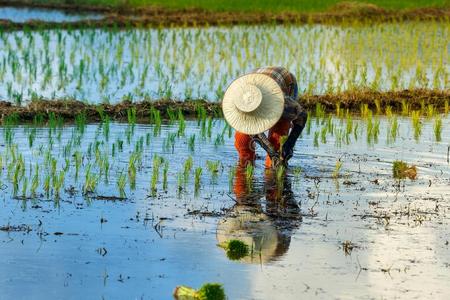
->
<box><xmin>216</xmin><ymin>162</ymin><xmax>301</xmax><ymax>264</ymax></box>
<box><xmin>0</xmin><ymin>6</ymin><xmax>104</xmax><ymax>23</ymax></box>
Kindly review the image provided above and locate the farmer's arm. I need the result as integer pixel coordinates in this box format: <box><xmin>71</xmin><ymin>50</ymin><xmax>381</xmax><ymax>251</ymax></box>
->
<box><xmin>281</xmin><ymin>96</ymin><xmax>307</xmax><ymax>161</ymax></box>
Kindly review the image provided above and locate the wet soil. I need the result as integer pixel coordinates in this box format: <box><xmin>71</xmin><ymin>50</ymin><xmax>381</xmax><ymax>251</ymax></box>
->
<box><xmin>0</xmin><ymin>1</ymin><xmax>449</xmax><ymax>28</ymax></box>
<box><xmin>1</xmin><ymin>89</ymin><xmax>448</xmax><ymax>123</ymax></box>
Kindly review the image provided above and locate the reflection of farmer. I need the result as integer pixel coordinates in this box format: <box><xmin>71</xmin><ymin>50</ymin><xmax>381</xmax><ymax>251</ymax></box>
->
<box><xmin>216</xmin><ymin>163</ymin><xmax>301</xmax><ymax>264</ymax></box>
<box><xmin>222</xmin><ymin>67</ymin><xmax>307</xmax><ymax>168</ymax></box>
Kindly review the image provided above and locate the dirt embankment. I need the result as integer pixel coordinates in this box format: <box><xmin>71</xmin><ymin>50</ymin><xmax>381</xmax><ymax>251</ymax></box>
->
<box><xmin>0</xmin><ymin>1</ymin><xmax>449</xmax><ymax>29</ymax></box>
<box><xmin>1</xmin><ymin>89</ymin><xmax>449</xmax><ymax>123</ymax></box>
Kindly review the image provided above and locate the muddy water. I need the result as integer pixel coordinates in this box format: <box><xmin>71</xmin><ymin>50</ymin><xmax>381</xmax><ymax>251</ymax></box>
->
<box><xmin>0</xmin><ymin>115</ymin><xmax>449</xmax><ymax>299</ymax></box>
<box><xmin>0</xmin><ymin>6</ymin><xmax>104</xmax><ymax>23</ymax></box>
<box><xmin>0</xmin><ymin>22</ymin><xmax>448</xmax><ymax>104</ymax></box>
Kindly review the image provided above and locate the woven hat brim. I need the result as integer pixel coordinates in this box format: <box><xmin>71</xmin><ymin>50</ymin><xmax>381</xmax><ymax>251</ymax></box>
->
<box><xmin>222</xmin><ymin>73</ymin><xmax>284</xmax><ymax>135</ymax></box>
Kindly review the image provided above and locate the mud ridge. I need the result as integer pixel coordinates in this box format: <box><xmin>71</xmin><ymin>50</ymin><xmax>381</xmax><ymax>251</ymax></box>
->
<box><xmin>1</xmin><ymin>89</ymin><xmax>448</xmax><ymax>124</ymax></box>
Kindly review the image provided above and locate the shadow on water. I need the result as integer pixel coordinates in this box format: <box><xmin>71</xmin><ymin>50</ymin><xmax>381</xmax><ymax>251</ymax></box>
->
<box><xmin>216</xmin><ymin>163</ymin><xmax>301</xmax><ymax>264</ymax></box>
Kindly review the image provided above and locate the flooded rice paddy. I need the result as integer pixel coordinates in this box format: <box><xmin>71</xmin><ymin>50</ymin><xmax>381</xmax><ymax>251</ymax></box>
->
<box><xmin>0</xmin><ymin>21</ymin><xmax>449</xmax><ymax>104</ymax></box>
<box><xmin>0</xmin><ymin>111</ymin><xmax>449</xmax><ymax>299</ymax></box>
<box><xmin>0</xmin><ymin>6</ymin><xmax>104</xmax><ymax>23</ymax></box>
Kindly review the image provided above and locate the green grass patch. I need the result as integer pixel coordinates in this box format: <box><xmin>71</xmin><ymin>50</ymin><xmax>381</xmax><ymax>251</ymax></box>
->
<box><xmin>15</xmin><ymin>0</ymin><xmax>450</xmax><ymax>13</ymax></box>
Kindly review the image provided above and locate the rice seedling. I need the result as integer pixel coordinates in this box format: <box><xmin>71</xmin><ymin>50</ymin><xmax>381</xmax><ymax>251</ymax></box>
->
<box><xmin>245</xmin><ymin>163</ymin><xmax>254</xmax><ymax>189</ymax></box>
<box><xmin>388</xmin><ymin>116</ymin><xmax>399</xmax><ymax>144</ymax></box>
<box><xmin>177</xmin><ymin>109</ymin><xmax>186</xmax><ymax>136</ymax></box>
<box><xmin>183</xmin><ymin>156</ymin><xmax>193</xmax><ymax>185</ymax></box>
<box><xmin>21</xmin><ymin>178</ymin><xmax>28</xmax><ymax>199</ymax></box>
<box><xmin>117</xmin><ymin>171</ymin><xmax>127</xmax><ymax>198</ymax></box>
<box><xmin>53</xmin><ymin>170</ymin><xmax>65</xmax><ymax>199</ymax></box>
<box><xmin>401</xmin><ymin>100</ymin><xmax>410</xmax><ymax>116</ymax></box>
<box><xmin>305</xmin><ymin>112</ymin><xmax>312</xmax><ymax>135</ymax></box>
<box><xmin>275</xmin><ymin>164</ymin><xmax>285</xmax><ymax>191</ymax></box>
<box><xmin>194</xmin><ymin>167</ymin><xmax>202</xmax><ymax>194</ymax></box>
<box><xmin>177</xmin><ymin>172</ymin><xmax>183</xmax><ymax>194</ymax></box>
<box><xmin>411</xmin><ymin>110</ymin><xmax>422</xmax><ymax>142</ymax></box>
<box><xmin>320</xmin><ymin>126</ymin><xmax>327</xmax><ymax>144</ymax></box>
<box><xmin>150</xmin><ymin>108</ymin><xmax>161</xmax><ymax>136</ymax></box>
<box><xmin>188</xmin><ymin>134</ymin><xmax>196</xmax><ymax>152</ymax></box>
<box><xmin>83</xmin><ymin>164</ymin><xmax>98</xmax><ymax>195</ymax></box>
<box><xmin>30</xmin><ymin>164</ymin><xmax>39</xmax><ymax>198</ymax></box>
<box><xmin>218</xmin><ymin>239</ymin><xmax>249</xmax><ymax>261</ymax></box>
<box><xmin>206</xmin><ymin>160</ymin><xmax>221</xmax><ymax>183</ymax></box>
<box><xmin>163</xmin><ymin>160</ymin><xmax>169</xmax><ymax>191</ymax></box>
<box><xmin>427</xmin><ymin>104</ymin><xmax>435</xmax><ymax>119</ymax></box>
<box><xmin>151</xmin><ymin>155</ymin><xmax>163</xmax><ymax>196</ymax></box>
<box><xmin>166</xmin><ymin>108</ymin><xmax>177</xmax><ymax>124</ymax></box>
<box><xmin>434</xmin><ymin>115</ymin><xmax>442</xmax><ymax>142</ymax></box>
<box><xmin>313</xmin><ymin>131</ymin><xmax>319</xmax><ymax>147</ymax></box>
<box><xmin>332</xmin><ymin>159</ymin><xmax>343</xmax><ymax>178</ymax></box>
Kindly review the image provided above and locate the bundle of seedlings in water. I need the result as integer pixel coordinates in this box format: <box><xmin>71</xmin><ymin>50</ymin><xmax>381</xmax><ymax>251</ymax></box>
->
<box><xmin>173</xmin><ymin>283</ymin><xmax>225</xmax><ymax>300</ymax></box>
<box><xmin>393</xmin><ymin>160</ymin><xmax>417</xmax><ymax>180</ymax></box>
<box><xmin>218</xmin><ymin>239</ymin><xmax>250</xmax><ymax>261</ymax></box>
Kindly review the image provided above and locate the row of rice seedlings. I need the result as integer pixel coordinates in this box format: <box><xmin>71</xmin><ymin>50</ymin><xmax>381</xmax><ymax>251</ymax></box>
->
<box><xmin>1</xmin><ymin>109</ymin><xmax>446</xmax><ymax>202</ymax></box>
<box><xmin>1</xmin><ymin>21</ymin><xmax>447</xmax><ymax>103</ymax></box>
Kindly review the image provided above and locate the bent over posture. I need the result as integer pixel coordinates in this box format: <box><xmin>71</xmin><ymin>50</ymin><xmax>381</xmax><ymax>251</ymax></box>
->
<box><xmin>222</xmin><ymin>66</ymin><xmax>307</xmax><ymax>167</ymax></box>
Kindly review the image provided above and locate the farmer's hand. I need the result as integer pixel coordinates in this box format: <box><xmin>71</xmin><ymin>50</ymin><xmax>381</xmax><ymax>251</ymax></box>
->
<box><xmin>281</xmin><ymin>141</ymin><xmax>294</xmax><ymax>162</ymax></box>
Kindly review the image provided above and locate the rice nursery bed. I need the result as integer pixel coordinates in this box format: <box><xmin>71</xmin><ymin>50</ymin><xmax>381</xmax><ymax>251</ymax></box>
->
<box><xmin>0</xmin><ymin>21</ymin><xmax>449</xmax><ymax>105</ymax></box>
<box><xmin>0</xmin><ymin>108</ymin><xmax>449</xmax><ymax>299</ymax></box>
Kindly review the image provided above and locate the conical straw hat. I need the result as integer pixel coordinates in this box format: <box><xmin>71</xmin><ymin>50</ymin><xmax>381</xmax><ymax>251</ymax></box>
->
<box><xmin>222</xmin><ymin>73</ymin><xmax>285</xmax><ymax>135</ymax></box>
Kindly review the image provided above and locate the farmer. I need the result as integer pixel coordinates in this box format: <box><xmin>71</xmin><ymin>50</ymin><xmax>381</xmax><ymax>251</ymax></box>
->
<box><xmin>222</xmin><ymin>67</ymin><xmax>307</xmax><ymax>168</ymax></box>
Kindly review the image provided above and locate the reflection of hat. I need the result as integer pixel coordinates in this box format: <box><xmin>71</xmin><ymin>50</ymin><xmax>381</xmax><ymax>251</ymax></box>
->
<box><xmin>216</xmin><ymin>206</ymin><xmax>281</xmax><ymax>264</ymax></box>
<box><xmin>222</xmin><ymin>74</ymin><xmax>284</xmax><ymax>135</ymax></box>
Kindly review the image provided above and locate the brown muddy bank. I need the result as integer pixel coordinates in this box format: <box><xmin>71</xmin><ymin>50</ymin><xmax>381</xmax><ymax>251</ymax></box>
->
<box><xmin>1</xmin><ymin>89</ymin><xmax>448</xmax><ymax>123</ymax></box>
<box><xmin>0</xmin><ymin>1</ymin><xmax>449</xmax><ymax>29</ymax></box>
